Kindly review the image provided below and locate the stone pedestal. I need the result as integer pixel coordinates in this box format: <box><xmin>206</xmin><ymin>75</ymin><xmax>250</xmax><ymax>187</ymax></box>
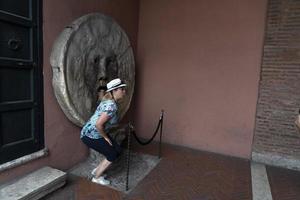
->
<box><xmin>70</xmin><ymin>127</ymin><xmax>160</xmax><ymax>192</ymax></box>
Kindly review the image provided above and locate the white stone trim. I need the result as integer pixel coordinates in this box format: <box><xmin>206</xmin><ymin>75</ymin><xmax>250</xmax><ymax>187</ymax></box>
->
<box><xmin>251</xmin><ymin>162</ymin><xmax>273</xmax><ymax>200</ymax></box>
<box><xmin>0</xmin><ymin>148</ymin><xmax>49</xmax><ymax>172</ymax></box>
<box><xmin>252</xmin><ymin>151</ymin><xmax>300</xmax><ymax>171</ymax></box>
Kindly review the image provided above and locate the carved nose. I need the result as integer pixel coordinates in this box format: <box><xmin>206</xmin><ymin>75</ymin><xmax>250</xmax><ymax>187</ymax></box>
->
<box><xmin>98</xmin><ymin>77</ymin><xmax>108</xmax><ymax>82</ymax></box>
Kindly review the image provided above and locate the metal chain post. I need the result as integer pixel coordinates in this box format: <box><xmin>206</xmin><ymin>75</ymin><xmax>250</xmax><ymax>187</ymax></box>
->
<box><xmin>125</xmin><ymin>110</ymin><xmax>164</xmax><ymax>190</ymax></box>
<box><xmin>126</xmin><ymin>123</ymin><xmax>132</xmax><ymax>191</ymax></box>
<box><xmin>159</xmin><ymin>110</ymin><xmax>164</xmax><ymax>158</ymax></box>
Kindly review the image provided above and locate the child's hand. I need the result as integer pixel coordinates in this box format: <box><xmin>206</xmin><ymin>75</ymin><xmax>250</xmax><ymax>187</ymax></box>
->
<box><xmin>104</xmin><ymin>136</ymin><xmax>113</xmax><ymax>146</ymax></box>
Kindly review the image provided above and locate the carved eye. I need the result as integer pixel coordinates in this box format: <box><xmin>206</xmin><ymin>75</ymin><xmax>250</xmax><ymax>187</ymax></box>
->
<box><xmin>94</xmin><ymin>56</ymin><xmax>100</xmax><ymax>64</ymax></box>
<box><xmin>106</xmin><ymin>58</ymin><xmax>112</xmax><ymax>66</ymax></box>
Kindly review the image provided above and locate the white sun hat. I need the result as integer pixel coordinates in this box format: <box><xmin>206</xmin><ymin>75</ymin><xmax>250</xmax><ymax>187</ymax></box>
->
<box><xmin>106</xmin><ymin>78</ymin><xmax>127</xmax><ymax>92</ymax></box>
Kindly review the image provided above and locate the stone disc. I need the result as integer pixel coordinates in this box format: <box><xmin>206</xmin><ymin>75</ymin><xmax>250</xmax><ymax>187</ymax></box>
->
<box><xmin>50</xmin><ymin>13</ymin><xmax>135</xmax><ymax>127</ymax></box>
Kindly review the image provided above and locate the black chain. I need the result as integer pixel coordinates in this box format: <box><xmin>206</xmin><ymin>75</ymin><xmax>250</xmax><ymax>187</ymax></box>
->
<box><xmin>125</xmin><ymin>110</ymin><xmax>164</xmax><ymax>191</ymax></box>
<box><xmin>131</xmin><ymin>118</ymin><xmax>162</xmax><ymax>145</ymax></box>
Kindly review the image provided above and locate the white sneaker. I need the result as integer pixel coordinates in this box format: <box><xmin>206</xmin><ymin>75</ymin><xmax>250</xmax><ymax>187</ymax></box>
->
<box><xmin>92</xmin><ymin>176</ymin><xmax>110</xmax><ymax>185</ymax></box>
<box><xmin>91</xmin><ymin>168</ymin><xmax>107</xmax><ymax>178</ymax></box>
<box><xmin>91</xmin><ymin>168</ymin><xmax>97</xmax><ymax>176</ymax></box>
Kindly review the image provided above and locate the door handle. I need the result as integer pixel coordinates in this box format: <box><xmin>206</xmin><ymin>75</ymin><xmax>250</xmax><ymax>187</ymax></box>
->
<box><xmin>8</xmin><ymin>38</ymin><xmax>22</xmax><ymax>51</ymax></box>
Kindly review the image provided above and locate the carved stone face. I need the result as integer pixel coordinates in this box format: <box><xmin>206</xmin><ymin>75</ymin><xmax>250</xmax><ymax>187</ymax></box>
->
<box><xmin>85</xmin><ymin>51</ymin><xmax>119</xmax><ymax>103</ymax></box>
<box><xmin>50</xmin><ymin>13</ymin><xmax>135</xmax><ymax>127</ymax></box>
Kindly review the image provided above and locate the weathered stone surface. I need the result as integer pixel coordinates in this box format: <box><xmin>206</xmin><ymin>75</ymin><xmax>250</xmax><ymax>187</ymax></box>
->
<box><xmin>69</xmin><ymin>126</ymin><xmax>160</xmax><ymax>192</ymax></box>
<box><xmin>252</xmin><ymin>0</ymin><xmax>300</xmax><ymax>164</ymax></box>
<box><xmin>252</xmin><ymin>151</ymin><xmax>300</xmax><ymax>171</ymax></box>
<box><xmin>0</xmin><ymin>166</ymin><xmax>66</xmax><ymax>200</ymax></box>
<box><xmin>70</xmin><ymin>149</ymin><xmax>160</xmax><ymax>193</ymax></box>
<box><xmin>50</xmin><ymin>13</ymin><xmax>135</xmax><ymax>127</ymax></box>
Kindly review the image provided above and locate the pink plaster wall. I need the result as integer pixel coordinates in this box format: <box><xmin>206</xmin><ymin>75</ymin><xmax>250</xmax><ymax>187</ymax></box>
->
<box><xmin>134</xmin><ymin>0</ymin><xmax>267</xmax><ymax>159</ymax></box>
<box><xmin>0</xmin><ymin>0</ymin><xmax>139</xmax><ymax>183</ymax></box>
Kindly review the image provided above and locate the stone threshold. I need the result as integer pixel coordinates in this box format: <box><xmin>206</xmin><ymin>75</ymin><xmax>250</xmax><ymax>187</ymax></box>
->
<box><xmin>0</xmin><ymin>148</ymin><xmax>49</xmax><ymax>173</ymax></box>
<box><xmin>0</xmin><ymin>166</ymin><xmax>66</xmax><ymax>200</ymax></box>
<box><xmin>252</xmin><ymin>151</ymin><xmax>300</xmax><ymax>171</ymax></box>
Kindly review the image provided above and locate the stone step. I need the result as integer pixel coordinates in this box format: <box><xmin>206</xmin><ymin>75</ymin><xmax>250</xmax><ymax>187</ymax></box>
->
<box><xmin>0</xmin><ymin>166</ymin><xmax>67</xmax><ymax>200</ymax></box>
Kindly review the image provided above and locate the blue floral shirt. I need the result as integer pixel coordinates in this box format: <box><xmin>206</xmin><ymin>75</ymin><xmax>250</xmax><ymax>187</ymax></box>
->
<box><xmin>80</xmin><ymin>100</ymin><xmax>118</xmax><ymax>139</ymax></box>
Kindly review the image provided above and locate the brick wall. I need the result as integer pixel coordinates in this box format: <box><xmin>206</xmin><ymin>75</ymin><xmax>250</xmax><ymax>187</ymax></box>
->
<box><xmin>253</xmin><ymin>0</ymin><xmax>300</xmax><ymax>158</ymax></box>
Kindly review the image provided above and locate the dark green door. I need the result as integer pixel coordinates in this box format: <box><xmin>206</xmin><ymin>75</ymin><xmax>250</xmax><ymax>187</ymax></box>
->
<box><xmin>0</xmin><ymin>0</ymin><xmax>44</xmax><ymax>164</ymax></box>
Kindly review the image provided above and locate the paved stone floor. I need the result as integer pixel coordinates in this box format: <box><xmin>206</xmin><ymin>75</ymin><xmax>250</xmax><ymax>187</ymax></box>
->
<box><xmin>41</xmin><ymin>142</ymin><xmax>300</xmax><ymax>200</ymax></box>
<box><xmin>267</xmin><ymin>165</ymin><xmax>300</xmax><ymax>200</ymax></box>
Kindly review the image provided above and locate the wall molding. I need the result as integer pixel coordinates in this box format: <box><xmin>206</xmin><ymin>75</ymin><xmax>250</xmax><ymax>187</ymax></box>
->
<box><xmin>0</xmin><ymin>148</ymin><xmax>49</xmax><ymax>173</ymax></box>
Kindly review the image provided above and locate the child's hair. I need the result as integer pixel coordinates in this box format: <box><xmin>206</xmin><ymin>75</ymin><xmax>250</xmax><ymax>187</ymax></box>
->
<box><xmin>102</xmin><ymin>91</ymin><xmax>113</xmax><ymax>100</ymax></box>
